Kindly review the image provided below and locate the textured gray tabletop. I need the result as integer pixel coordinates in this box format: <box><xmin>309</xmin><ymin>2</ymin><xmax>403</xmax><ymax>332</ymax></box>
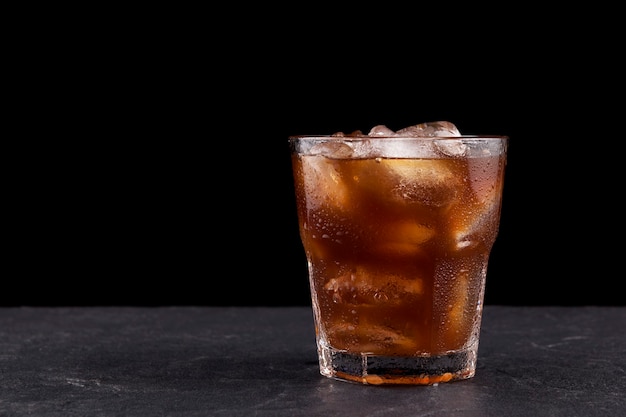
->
<box><xmin>0</xmin><ymin>306</ymin><xmax>624</xmax><ymax>416</ymax></box>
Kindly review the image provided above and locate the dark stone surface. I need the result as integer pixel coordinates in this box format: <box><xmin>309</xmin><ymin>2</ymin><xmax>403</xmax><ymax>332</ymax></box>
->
<box><xmin>0</xmin><ymin>306</ymin><xmax>624</xmax><ymax>416</ymax></box>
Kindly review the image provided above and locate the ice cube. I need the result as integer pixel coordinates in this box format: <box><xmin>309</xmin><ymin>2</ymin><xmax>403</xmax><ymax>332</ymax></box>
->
<box><xmin>300</xmin><ymin>154</ymin><xmax>351</xmax><ymax>211</ymax></box>
<box><xmin>324</xmin><ymin>266</ymin><xmax>423</xmax><ymax>306</ymax></box>
<box><xmin>328</xmin><ymin>121</ymin><xmax>466</xmax><ymax>158</ymax></box>
<box><xmin>434</xmin><ymin>259</ymin><xmax>485</xmax><ymax>350</ymax></box>
<box><xmin>332</xmin><ymin>129</ymin><xmax>366</xmax><ymax>137</ymax></box>
<box><xmin>368</xmin><ymin>125</ymin><xmax>396</xmax><ymax>136</ymax></box>
<box><xmin>467</xmin><ymin>154</ymin><xmax>504</xmax><ymax>204</ymax></box>
<box><xmin>394</xmin><ymin>121</ymin><xmax>467</xmax><ymax>157</ymax></box>
<box><xmin>395</xmin><ymin>121</ymin><xmax>461</xmax><ymax>137</ymax></box>
<box><xmin>365</xmin><ymin>121</ymin><xmax>465</xmax><ymax>158</ymax></box>
<box><xmin>364</xmin><ymin>138</ymin><xmax>438</xmax><ymax>159</ymax></box>
<box><xmin>451</xmin><ymin>197</ymin><xmax>502</xmax><ymax>251</ymax></box>
<box><xmin>450</xmin><ymin>156</ymin><xmax>505</xmax><ymax>250</ymax></box>
<box><xmin>434</xmin><ymin>265</ymin><xmax>472</xmax><ymax>348</ymax></box>
<box><xmin>433</xmin><ymin>138</ymin><xmax>468</xmax><ymax>157</ymax></box>
<box><xmin>309</xmin><ymin>141</ymin><xmax>354</xmax><ymax>158</ymax></box>
<box><xmin>326</xmin><ymin>320</ymin><xmax>420</xmax><ymax>354</ymax></box>
<box><xmin>354</xmin><ymin>159</ymin><xmax>459</xmax><ymax>207</ymax></box>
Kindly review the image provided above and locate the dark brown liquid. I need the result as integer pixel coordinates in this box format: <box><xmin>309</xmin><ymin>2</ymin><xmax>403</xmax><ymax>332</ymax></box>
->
<box><xmin>292</xmin><ymin>152</ymin><xmax>506</xmax><ymax>356</ymax></box>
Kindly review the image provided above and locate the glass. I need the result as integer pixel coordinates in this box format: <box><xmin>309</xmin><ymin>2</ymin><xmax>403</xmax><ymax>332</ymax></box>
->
<box><xmin>289</xmin><ymin>132</ymin><xmax>508</xmax><ymax>385</ymax></box>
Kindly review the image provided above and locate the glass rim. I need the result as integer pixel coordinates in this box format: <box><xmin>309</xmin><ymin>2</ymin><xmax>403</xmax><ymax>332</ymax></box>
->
<box><xmin>289</xmin><ymin>135</ymin><xmax>508</xmax><ymax>141</ymax></box>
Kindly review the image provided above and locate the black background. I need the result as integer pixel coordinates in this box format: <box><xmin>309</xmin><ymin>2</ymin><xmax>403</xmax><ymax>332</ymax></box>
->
<box><xmin>6</xmin><ymin>7</ymin><xmax>621</xmax><ymax>307</ymax></box>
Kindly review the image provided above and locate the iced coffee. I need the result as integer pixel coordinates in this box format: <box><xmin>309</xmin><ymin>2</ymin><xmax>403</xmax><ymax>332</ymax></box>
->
<box><xmin>289</xmin><ymin>121</ymin><xmax>507</xmax><ymax>385</ymax></box>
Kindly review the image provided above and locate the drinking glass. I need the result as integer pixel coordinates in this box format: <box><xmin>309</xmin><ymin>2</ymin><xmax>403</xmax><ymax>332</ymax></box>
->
<box><xmin>289</xmin><ymin>131</ymin><xmax>507</xmax><ymax>385</ymax></box>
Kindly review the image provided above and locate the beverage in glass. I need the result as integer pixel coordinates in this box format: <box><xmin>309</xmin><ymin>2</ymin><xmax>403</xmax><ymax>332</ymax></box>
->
<box><xmin>289</xmin><ymin>121</ymin><xmax>508</xmax><ymax>385</ymax></box>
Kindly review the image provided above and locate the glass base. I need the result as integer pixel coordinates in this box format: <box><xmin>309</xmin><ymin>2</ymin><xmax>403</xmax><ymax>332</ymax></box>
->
<box><xmin>317</xmin><ymin>344</ymin><xmax>478</xmax><ymax>385</ymax></box>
